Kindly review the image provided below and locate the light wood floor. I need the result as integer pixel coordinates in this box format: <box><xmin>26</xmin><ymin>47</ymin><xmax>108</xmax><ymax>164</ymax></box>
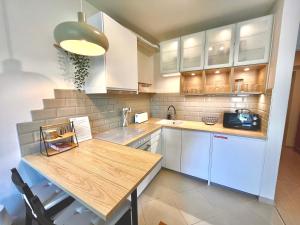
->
<box><xmin>276</xmin><ymin>147</ymin><xmax>300</xmax><ymax>225</ymax></box>
<box><xmin>139</xmin><ymin>169</ymin><xmax>284</xmax><ymax>225</ymax></box>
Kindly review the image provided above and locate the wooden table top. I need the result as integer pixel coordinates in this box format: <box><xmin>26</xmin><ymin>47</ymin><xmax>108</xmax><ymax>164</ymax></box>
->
<box><xmin>23</xmin><ymin>139</ymin><xmax>162</xmax><ymax>220</ymax></box>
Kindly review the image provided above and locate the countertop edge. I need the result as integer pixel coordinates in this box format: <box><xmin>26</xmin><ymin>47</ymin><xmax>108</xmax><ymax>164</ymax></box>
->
<box><xmin>118</xmin><ymin>119</ymin><xmax>267</xmax><ymax>145</ymax></box>
<box><xmin>161</xmin><ymin>124</ymin><xmax>267</xmax><ymax>140</ymax></box>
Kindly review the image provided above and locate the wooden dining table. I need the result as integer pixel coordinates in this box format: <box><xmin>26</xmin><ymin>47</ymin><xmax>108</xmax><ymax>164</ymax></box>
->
<box><xmin>22</xmin><ymin>139</ymin><xmax>162</xmax><ymax>225</ymax></box>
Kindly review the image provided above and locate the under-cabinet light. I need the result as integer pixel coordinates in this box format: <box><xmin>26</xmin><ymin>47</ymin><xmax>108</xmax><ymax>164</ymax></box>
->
<box><xmin>162</xmin><ymin>73</ymin><xmax>181</xmax><ymax>77</ymax></box>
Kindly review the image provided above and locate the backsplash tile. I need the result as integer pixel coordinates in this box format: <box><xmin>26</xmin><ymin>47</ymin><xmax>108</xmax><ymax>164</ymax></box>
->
<box><xmin>150</xmin><ymin>93</ymin><xmax>271</xmax><ymax>131</ymax></box>
<box><xmin>17</xmin><ymin>89</ymin><xmax>271</xmax><ymax>156</ymax></box>
<box><xmin>18</xmin><ymin>90</ymin><xmax>151</xmax><ymax>156</ymax></box>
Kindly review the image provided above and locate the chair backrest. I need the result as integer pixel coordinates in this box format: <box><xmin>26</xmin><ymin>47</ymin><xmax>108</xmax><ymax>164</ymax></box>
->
<box><xmin>10</xmin><ymin>168</ymin><xmax>54</xmax><ymax>225</ymax></box>
<box><xmin>10</xmin><ymin>168</ymin><xmax>25</xmax><ymax>194</ymax></box>
<box><xmin>10</xmin><ymin>168</ymin><xmax>34</xmax><ymax>200</ymax></box>
<box><xmin>30</xmin><ymin>196</ymin><xmax>54</xmax><ymax>225</ymax></box>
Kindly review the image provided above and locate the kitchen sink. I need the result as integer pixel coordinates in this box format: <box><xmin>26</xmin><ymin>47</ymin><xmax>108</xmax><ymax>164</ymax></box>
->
<box><xmin>157</xmin><ymin>119</ymin><xmax>184</xmax><ymax>126</ymax></box>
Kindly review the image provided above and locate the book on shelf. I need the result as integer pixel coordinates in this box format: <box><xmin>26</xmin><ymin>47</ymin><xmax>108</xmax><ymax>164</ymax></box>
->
<box><xmin>49</xmin><ymin>142</ymin><xmax>73</xmax><ymax>152</ymax></box>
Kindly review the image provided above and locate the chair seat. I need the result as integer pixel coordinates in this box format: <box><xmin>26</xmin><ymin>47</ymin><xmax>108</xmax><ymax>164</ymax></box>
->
<box><xmin>53</xmin><ymin>200</ymin><xmax>131</xmax><ymax>225</ymax></box>
<box><xmin>31</xmin><ymin>180</ymin><xmax>69</xmax><ymax>210</ymax></box>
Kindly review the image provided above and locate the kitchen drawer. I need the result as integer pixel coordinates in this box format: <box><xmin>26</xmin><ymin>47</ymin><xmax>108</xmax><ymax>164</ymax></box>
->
<box><xmin>151</xmin><ymin>133</ymin><xmax>161</xmax><ymax>143</ymax></box>
<box><xmin>151</xmin><ymin>129</ymin><xmax>161</xmax><ymax>138</ymax></box>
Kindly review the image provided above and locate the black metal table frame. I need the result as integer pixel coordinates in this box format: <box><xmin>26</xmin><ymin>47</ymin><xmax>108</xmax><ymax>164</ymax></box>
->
<box><xmin>131</xmin><ymin>189</ymin><xmax>138</xmax><ymax>225</ymax></box>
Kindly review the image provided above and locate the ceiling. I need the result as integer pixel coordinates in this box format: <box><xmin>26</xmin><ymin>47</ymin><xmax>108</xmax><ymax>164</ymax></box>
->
<box><xmin>87</xmin><ymin>0</ymin><xmax>276</xmax><ymax>43</ymax></box>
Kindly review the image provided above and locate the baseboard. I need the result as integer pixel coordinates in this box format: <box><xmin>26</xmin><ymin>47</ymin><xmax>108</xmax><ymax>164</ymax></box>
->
<box><xmin>259</xmin><ymin>196</ymin><xmax>275</xmax><ymax>205</ymax></box>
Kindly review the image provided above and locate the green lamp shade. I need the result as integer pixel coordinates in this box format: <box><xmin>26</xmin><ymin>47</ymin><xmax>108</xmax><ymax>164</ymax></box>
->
<box><xmin>54</xmin><ymin>19</ymin><xmax>109</xmax><ymax>56</ymax></box>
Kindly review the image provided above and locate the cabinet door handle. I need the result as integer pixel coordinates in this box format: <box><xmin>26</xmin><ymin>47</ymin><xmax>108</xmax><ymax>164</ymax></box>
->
<box><xmin>214</xmin><ymin>135</ymin><xmax>228</xmax><ymax>140</ymax></box>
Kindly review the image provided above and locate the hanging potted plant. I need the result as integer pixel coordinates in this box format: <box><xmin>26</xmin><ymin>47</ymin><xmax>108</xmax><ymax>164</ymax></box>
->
<box><xmin>53</xmin><ymin>0</ymin><xmax>109</xmax><ymax>90</ymax></box>
<box><xmin>67</xmin><ymin>52</ymin><xmax>90</xmax><ymax>90</ymax></box>
<box><xmin>55</xmin><ymin>44</ymin><xmax>91</xmax><ymax>90</ymax></box>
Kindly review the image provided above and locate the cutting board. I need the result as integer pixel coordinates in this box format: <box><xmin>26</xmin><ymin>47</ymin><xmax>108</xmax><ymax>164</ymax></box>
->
<box><xmin>69</xmin><ymin>116</ymin><xmax>92</xmax><ymax>142</ymax></box>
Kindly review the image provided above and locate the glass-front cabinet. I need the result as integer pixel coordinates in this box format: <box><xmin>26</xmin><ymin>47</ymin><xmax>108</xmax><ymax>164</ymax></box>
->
<box><xmin>161</xmin><ymin>15</ymin><xmax>274</xmax><ymax>95</ymax></box>
<box><xmin>180</xmin><ymin>32</ymin><xmax>205</xmax><ymax>72</ymax></box>
<box><xmin>204</xmin><ymin>25</ymin><xmax>235</xmax><ymax>69</ymax></box>
<box><xmin>234</xmin><ymin>15</ymin><xmax>273</xmax><ymax>66</ymax></box>
<box><xmin>160</xmin><ymin>38</ymin><xmax>180</xmax><ymax>74</ymax></box>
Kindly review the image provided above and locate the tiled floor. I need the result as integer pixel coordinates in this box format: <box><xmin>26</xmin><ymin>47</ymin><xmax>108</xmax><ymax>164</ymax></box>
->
<box><xmin>276</xmin><ymin>147</ymin><xmax>300</xmax><ymax>225</ymax></box>
<box><xmin>138</xmin><ymin>169</ymin><xmax>284</xmax><ymax>225</ymax></box>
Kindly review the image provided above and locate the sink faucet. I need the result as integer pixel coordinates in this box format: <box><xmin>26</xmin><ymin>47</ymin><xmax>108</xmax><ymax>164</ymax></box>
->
<box><xmin>167</xmin><ymin>105</ymin><xmax>176</xmax><ymax>120</ymax></box>
<box><xmin>122</xmin><ymin>107</ymin><xmax>131</xmax><ymax>127</ymax></box>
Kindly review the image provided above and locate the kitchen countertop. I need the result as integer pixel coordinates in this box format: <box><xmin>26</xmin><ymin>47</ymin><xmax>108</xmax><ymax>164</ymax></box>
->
<box><xmin>101</xmin><ymin>118</ymin><xmax>267</xmax><ymax>145</ymax></box>
<box><xmin>152</xmin><ymin>118</ymin><xmax>267</xmax><ymax>140</ymax></box>
<box><xmin>22</xmin><ymin>139</ymin><xmax>162</xmax><ymax>220</ymax></box>
<box><xmin>94</xmin><ymin>122</ymin><xmax>162</xmax><ymax>146</ymax></box>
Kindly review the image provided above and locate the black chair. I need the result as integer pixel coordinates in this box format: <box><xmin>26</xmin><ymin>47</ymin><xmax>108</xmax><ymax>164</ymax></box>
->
<box><xmin>29</xmin><ymin>194</ymin><xmax>132</xmax><ymax>225</ymax></box>
<box><xmin>11</xmin><ymin>168</ymin><xmax>74</xmax><ymax>225</ymax></box>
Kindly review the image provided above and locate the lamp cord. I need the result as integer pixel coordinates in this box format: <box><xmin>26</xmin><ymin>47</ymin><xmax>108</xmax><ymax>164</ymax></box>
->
<box><xmin>80</xmin><ymin>0</ymin><xmax>83</xmax><ymax>11</ymax></box>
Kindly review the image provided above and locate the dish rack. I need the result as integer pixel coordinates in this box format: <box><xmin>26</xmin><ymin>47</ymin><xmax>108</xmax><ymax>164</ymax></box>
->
<box><xmin>40</xmin><ymin>121</ymin><xmax>79</xmax><ymax>157</ymax></box>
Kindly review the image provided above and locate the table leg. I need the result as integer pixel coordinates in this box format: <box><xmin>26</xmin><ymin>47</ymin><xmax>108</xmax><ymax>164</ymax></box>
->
<box><xmin>131</xmin><ymin>189</ymin><xmax>138</xmax><ymax>225</ymax></box>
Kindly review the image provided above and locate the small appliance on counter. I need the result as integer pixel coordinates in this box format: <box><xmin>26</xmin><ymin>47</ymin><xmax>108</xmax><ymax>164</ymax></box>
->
<box><xmin>135</xmin><ymin>112</ymin><xmax>148</xmax><ymax>124</ymax></box>
<box><xmin>223</xmin><ymin>109</ymin><xmax>261</xmax><ymax>131</ymax></box>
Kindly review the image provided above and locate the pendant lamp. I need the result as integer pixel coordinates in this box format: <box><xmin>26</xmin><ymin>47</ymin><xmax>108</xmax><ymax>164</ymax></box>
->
<box><xmin>54</xmin><ymin>0</ymin><xmax>109</xmax><ymax>56</ymax></box>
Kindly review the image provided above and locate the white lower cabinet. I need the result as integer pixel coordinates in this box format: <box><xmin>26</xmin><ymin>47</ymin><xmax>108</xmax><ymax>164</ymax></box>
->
<box><xmin>181</xmin><ymin>130</ymin><xmax>211</xmax><ymax>180</ymax></box>
<box><xmin>163</xmin><ymin>128</ymin><xmax>182</xmax><ymax>172</ymax></box>
<box><xmin>150</xmin><ymin>129</ymin><xmax>162</xmax><ymax>154</ymax></box>
<box><xmin>211</xmin><ymin>134</ymin><xmax>266</xmax><ymax>195</ymax></box>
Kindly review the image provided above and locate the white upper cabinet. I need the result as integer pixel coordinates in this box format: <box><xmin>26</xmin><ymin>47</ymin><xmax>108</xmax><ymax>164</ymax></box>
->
<box><xmin>138</xmin><ymin>47</ymin><xmax>154</xmax><ymax>85</ymax></box>
<box><xmin>104</xmin><ymin>14</ymin><xmax>138</xmax><ymax>91</ymax></box>
<box><xmin>160</xmin><ymin>38</ymin><xmax>180</xmax><ymax>74</ymax></box>
<box><xmin>85</xmin><ymin>12</ymin><xmax>138</xmax><ymax>93</ymax></box>
<box><xmin>204</xmin><ymin>25</ymin><xmax>235</xmax><ymax>69</ymax></box>
<box><xmin>234</xmin><ymin>15</ymin><xmax>273</xmax><ymax>66</ymax></box>
<box><xmin>180</xmin><ymin>32</ymin><xmax>205</xmax><ymax>72</ymax></box>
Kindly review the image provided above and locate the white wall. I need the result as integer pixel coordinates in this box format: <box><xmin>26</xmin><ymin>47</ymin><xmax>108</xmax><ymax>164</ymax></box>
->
<box><xmin>259</xmin><ymin>0</ymin><xmax>300</xmax><ymax>201</ymax></box>
<box><xmin>0</xmin><ymin>0</ymin><xmax>98</xmax><ymax>217</ymax></box>
<box><xmin>152</xmin><ymin>53</ymin><xmax>181</xmax><ymax>93</ymax></box>
<box><xmin>297</xmin><ymin>29</ymin><xmax>300</xmax><ymax>50</ymax></box>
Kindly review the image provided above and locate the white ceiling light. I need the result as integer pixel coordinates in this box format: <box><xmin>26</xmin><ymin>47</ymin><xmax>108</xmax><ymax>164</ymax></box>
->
<box><xmin>54</xmin><ymin>0</ymin><xmax>109</xmax><ymax>56</ymax></box>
